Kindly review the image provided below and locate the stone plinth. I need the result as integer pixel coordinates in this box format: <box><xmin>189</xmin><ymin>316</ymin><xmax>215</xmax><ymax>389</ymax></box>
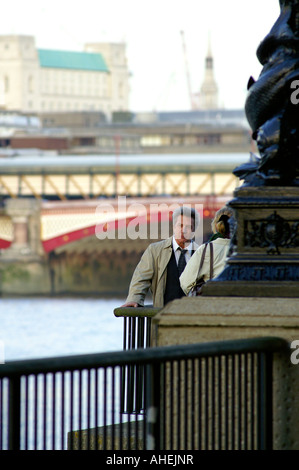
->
<box><xmin>152</xmin><ymin>296</ymin><xmax>299</xmax><ymax>450</ymax></box>
<box><xmin>203</xmin><ymin>186</ymin><xmax>299</xmax><ymax>298</ymax></box>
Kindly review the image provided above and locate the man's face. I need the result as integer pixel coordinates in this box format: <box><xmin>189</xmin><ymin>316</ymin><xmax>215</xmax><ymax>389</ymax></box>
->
<box><xmin>173</xmin><ymin>215</ymin><xmax>195</xmax><ymax>248</ymax></box>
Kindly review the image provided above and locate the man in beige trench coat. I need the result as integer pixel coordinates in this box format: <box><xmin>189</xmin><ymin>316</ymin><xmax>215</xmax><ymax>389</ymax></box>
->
<box><xmin>121</xmin><ymin>206</ymin><xmax>199</xmax><ymax>308</ymax></box>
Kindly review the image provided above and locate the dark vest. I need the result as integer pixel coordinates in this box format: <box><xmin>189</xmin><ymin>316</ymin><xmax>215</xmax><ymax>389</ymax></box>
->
<box><xmin>163</xmin><ymin>249</ymin><xmax>186</xmax><ymax>305</ymax></box>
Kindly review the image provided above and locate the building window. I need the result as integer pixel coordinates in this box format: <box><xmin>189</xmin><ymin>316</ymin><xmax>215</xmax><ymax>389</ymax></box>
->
<box><xmin>141</xmin><ymin>136</ymin><xmax>163</xmax><ymax>147</ymax></box>
<box><xmin>28</xmin><ymin>76</ymin><xmax>33</xmax><ymax>93</ymax></box>
<box><xmin>119</xmin><ymin>81</ymin><xmax>124</xmax><ymax>99</ymax></box>
<box><xmin>4</xmin><ymin>76</ymin><xmax>9</xmax><ymax>93</ymax></box>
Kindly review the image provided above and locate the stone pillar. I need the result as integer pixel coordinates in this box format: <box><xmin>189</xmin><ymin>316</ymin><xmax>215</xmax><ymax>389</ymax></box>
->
<box><xmin>13</xmin><ymin>216</ymin><xmax>28</xmax><ymax>248</ymax></box>
<box><xmin>0</xmin><ymin>198</ymin><xmax>51</xmax><ymax>295</ymax></box>
<box><xmin>1</xmin><ymin>198</ymin><xmax>43</xmax><ymax>260</ymax></box>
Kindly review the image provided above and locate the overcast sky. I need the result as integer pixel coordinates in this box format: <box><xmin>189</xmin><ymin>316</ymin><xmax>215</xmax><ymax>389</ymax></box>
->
<box><xmin>3</xmin><ymin>0</ymin><xmax>281</xmax><ymax>112</ymax></box>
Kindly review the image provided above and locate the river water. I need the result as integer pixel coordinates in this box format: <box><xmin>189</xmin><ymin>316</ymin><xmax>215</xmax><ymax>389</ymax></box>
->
<box><xmin>0</xmin><ymin>296</ymin><xmax>131</xmax><ymax>450</ymax></box>
<box><xmin>0</xmin><ymin>297</ymin><xmax>126</xmax><ymax>362</ymax></box>
<box><xmin>0</xmin><ymin>297</ymin><xmax>134</xmax><ymax>450</ymax></box>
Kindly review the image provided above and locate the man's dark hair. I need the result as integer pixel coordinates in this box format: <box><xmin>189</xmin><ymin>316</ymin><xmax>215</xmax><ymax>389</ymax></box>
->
<box><xmin>172</xmin><ymin>206</ymin><xmax>199</xmax><ymax>229</ymax></box>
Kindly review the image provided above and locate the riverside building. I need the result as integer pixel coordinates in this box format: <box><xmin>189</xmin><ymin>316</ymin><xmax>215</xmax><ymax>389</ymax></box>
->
<box><xmin>0</xmin><ymin>35</ymin><xmax>130</xmax><ymax>119</ymax></box>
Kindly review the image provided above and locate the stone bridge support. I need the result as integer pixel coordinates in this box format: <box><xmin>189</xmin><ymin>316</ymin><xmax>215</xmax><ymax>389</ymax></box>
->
<box><xmin>0</xmin><ymin>198</ymin><xmax>50</xmax><ymax>295</ymax></box>
<box><xmin>1</xmin><ymin>198</ymin><xmax>44</xmax><ymax>260</ymax></box>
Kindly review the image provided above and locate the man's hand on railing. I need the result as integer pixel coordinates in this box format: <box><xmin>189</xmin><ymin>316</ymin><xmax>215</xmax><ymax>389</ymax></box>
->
<box><xmin>120</xmin><ymin>301</ymin><xmax>141</xmax><ymax>308</ymax></box>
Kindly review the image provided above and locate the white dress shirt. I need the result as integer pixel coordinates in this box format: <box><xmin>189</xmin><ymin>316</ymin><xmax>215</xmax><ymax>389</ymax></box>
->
<box><xmin>172</xmin><ymin>237</ymin><xmax>195</xmax><ymax>266</ymax></box>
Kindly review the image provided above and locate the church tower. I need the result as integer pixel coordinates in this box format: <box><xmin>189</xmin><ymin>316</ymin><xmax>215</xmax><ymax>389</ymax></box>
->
<box><xmin>199</xmin><ymin>38</ymin><xmax>219</xmax><ymax>110</ymax></box>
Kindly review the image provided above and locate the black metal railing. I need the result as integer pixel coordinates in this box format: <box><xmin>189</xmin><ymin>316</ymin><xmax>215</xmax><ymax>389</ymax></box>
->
<box><xmin>0</xmin><ymin>336</ymin><xmax>288</xmax><ymax>450</ymax></box>
<box><xmin>114</xmin><ymin>306</ymin><xmax>160</xmax><ymax>352</ymax></box>
<box><xmin>114</xmin><ymin>306</ymin><xmax>160</xmax><ymax>414</ymax></box>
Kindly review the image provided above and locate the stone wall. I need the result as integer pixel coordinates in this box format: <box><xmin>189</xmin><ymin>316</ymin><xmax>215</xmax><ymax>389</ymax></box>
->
<box><xmin>152</xmin><ymin>296</ymin><xmax>299</xmax><ymax>450</ymax></box>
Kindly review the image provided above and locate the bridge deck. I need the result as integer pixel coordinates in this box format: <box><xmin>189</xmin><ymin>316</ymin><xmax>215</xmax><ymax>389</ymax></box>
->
<box><xmin>0</xmin><ymin>153</ymin><xmax>246</xmax><ymax>200</ymax></box>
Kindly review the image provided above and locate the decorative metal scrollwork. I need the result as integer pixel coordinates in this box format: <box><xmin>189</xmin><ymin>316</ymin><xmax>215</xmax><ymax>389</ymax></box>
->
<box><xmin>245</xmin><ymin>211</ymin><xmax>299</xmax><ymax>254</ymax></box>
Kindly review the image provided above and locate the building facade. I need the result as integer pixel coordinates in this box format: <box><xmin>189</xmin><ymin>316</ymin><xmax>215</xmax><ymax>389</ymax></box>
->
<box><xmin>0</xmin><ymin>35</ymin><xmax>130</xmax><ymax>119</ymax></box>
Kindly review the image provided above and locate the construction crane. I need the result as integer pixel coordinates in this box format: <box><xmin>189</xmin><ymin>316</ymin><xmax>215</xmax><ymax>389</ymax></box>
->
<box><xmin>180</xmin><ymin>30</ymin><xmax>199</xmax><ymax>110</ymax></box>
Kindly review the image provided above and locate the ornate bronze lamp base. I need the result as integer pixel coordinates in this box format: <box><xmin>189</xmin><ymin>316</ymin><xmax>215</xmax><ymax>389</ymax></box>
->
<box><xmin>202</xmin><ymin>185</ymin><xmax>299</xmax><ymax>297</ymax></box>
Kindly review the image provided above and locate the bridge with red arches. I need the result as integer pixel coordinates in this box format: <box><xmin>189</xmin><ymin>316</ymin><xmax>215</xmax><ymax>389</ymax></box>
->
<box><xmin>0</xmin><ymin>152</ymin><xmax>244</xmax><ymax>256</ymax></box>
<box><xmin>0</xmin><ymin>195</ymin><xmax>231</xmax><ymax>254</ymax></box>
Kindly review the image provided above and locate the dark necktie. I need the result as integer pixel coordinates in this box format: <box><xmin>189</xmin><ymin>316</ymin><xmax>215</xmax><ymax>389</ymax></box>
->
<box><xmin>177</xmin><ymin>248</ymin><xmax>187</xmax><ymax>276</ymax></box>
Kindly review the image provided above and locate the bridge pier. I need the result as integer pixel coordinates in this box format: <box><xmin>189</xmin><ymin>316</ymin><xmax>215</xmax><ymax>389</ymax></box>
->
<box><xmin>1</xmin><ymin>198</ymin><xmax>44</xmax><ymax>261</ymax></box>
<box><xmin>0</xmin><ymin>198</ymin><xmax>51</xmax><ymax>296</ymax></box>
